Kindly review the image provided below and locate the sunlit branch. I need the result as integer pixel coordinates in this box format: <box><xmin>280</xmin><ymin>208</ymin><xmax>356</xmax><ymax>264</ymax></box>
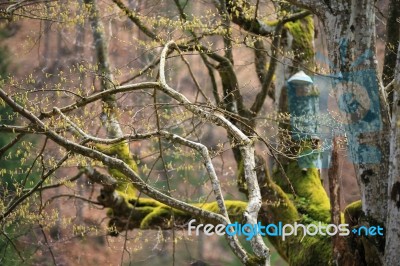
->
<box><xmin>250</xmin><ymin>24</ymin><xmax>283</xmax><ymax>113</ymax></box>
<box><xmin>22</xmin><ymin>171</ymin><xmax>84</xmax><ymax>193</ymax></box>
<box><xmin>0</xmin><ymin>88</ymin><xmax>231</xmax><ymax>235</ymax></box>
<box><xmin>55</xmin><ymin>106</ymin><xmax>231</xmax><ymax>228</ymax></box>
<box><xmin>38</xmin><ymin>82</ymin><xmax>159</xmax><ymax>119</ymax></box>
<box><xmin>111</xmin><ymin>0</ymin><xmax>158</xmax><ymax>40</ymax></box>
<box><xmin>0</xmin><ymin>147</ymin><xmax>74</xmax><ymax>222</ymax></box>
<box><xmin>44</xmin><ymin>193</ymin><xmax>103</xmax><ymax>207</ymax></box>
<box><xmin>0</xmin><ymin>124</ymin><xmax>41</xmax><ymax>134</ymax></box>
<box><xmin>159</xmin><ymin>40</ymin><xmax>270</xmax><ymax>265</ymax></box>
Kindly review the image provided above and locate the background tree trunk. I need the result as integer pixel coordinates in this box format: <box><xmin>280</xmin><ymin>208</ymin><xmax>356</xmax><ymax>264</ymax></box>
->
<box><xmin>323</xmin><ymin>0</ymin><xmax>390</xmax><ymax>225</ymax></box>
<box><xmin>384</xmin><ymin>42</ymin><xmax>400</xmax><ymax>266</ymax></box>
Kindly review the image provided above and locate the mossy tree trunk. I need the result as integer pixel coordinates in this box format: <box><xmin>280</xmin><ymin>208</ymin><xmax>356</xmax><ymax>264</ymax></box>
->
<box><xmin>322</xmin><ymin>1</ymin><xmax>389</xmax><ymax>264</ymax></box>
<box><xmin>284</xmin><ymin>0</ymin><xmax>395</xmax><ymax>264</ymax></box>
<box><xmin>217</xmin><ymin>2</ymin><xmax>336</xmax><ymax>265</ymax></box>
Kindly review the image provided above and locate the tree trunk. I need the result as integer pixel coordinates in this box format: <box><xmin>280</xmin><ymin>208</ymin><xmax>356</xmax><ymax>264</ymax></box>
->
<box><xmin>320</xmin><ymin>1</ymin><xmax>390</xmax><ymax>263</ymax></box>
<box><xmin>322</xmin><ymin>0</ymin><xmax>390</xmax><ymax>226</ymax></box>
<box><xmin>384</xmin><ymin>42</ymin><xmax>400</xmax><ymax>266</ymax></box>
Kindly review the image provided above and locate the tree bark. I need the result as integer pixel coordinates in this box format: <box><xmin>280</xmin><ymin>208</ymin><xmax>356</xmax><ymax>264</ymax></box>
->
<box><xmin>322</xmin><ymin>0</ymin><xmax>390</xmax><ymax>227</ymax></box>
<box><xmin>384</xmin><ymin>42</ymin><xmax>400</xmax><ymax>266</ymax></box>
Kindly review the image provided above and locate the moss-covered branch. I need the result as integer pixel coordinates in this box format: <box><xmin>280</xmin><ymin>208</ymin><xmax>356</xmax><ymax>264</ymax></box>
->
<box><xmin>85</xmin><ymin>0</ymin><xmax>138</xmax><ymax>197</ymax></box>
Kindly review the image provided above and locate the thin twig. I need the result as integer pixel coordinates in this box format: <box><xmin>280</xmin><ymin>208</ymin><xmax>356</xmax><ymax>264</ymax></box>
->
<box><xmin>39</xmin><ymin>224</ymin><xmax>57</xmax><ymax>266</ymax></box>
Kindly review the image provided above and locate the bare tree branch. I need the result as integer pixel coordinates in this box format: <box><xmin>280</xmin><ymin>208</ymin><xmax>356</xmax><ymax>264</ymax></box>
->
<box><xmin>111</xmin><ymin>0</ymin><xmax>159</xmax><ymax>40</ymax></box>
<box><xmin>38</xmin><ymin>82</ymin><xmax>159</xmax><ymax>119</ymax></box>
<box><xmin>0</xmin><ymin>86</ymin><xmax>253</xmax><ymax>264</ymax></box>
<box><xmin>250</xmin><ymin>24</ymin><xmax>283</xmax><ymax>113</ymax></box>
<box><xmin>159</xmin><ymin>41</ymin><xmax>270</xmax><ymax>265</ymax></box>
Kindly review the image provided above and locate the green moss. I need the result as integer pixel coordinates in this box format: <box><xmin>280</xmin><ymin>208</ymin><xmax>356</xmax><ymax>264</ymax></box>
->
<box><xmin>286</xmin><ymin>162</ymin><xmax>330</xmax><ymax>222</ymax></box>
<box><xmin>344</xmin><ymin>200</ymin><xmax>362</xmax><ymax>215</ymax></box>
<box><xmin>237</xmin><ymin>159</ymin><xmax>247</xmax><ymax>193</ymax></box>
<box><xmin>96</xmin><ymin>142</ymin><xmax>138</xmax><ymax>197</ymax></box>
<box><xmin>286</xmin><ymin>229</ymin><xmax>332</xmax><ymax>265</ymax></box>
<box><xmin>246</xmin><ymin>254</ymin><xmax>266</xmax><ymax>266</ymax></box>
<box><xmin>126</xmin><ymin>198</ymin><xmax>248</xmax><ymax>229</ymax></box>
<box><xmin>284</xmin><ymin>15</ymin><xmax>314</xmax><ymax>68</ymax></box>
<box><xmin>140</xmin><ymin>206</ymin><xmax>172</xmax><ymax>229</ymax></box>
<box><xmin>264</xmin><ymin>19</ymin><xmax>279</xmax><ymax>27</ymax></box>
<box><xmin>133</xmin><ymin>206</ymin><xmax>155</xmax><ymax>217</ymax></box>
<box><xmin>129</xmin><ymin>197</ymin><xmax>162</xmax><ymax>207</ymax></box>
<box><xmin>112</xmin><ymin>196</ymin><xmax>333</xmax><ymax>265</ymax></box>
<box><xmin>344</xmin><ymin>200</ymin><xmax>362</xmax><ymax>224</ymax></box>
<box><xmin>260</xmin><ymin>216</ymin><xmax>332</xmax><ymax>265</ymax></box>
<box><xmin>201</xmin><ymin>200</ymin><xmax>248</xmax><ymax>221</ymax></box>
<box><xmin>273</xmin><ymin>139</ymin><xmax>330</xmax><ymax>223</ymax></box>
<box><xmin>225</xmin><ymin>200</ymin><xmax>248</xmax><ymax>217</ymax></box>
<box><xmin>262</xmin><ymin>182</ymin><xmax>300</xmax><ymax>225</ymax></box>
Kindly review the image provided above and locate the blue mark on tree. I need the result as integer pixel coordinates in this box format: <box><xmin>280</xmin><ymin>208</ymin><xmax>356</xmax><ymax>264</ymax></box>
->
<box><xmin>287</xmin><ymin>38</ymin><xmax>382</xmax><ymax>168</ymax></box>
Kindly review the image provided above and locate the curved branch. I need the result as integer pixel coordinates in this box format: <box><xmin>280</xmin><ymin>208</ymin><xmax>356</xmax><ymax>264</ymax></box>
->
<box><xmin>227</xmin><ymin>0</ymin><xmax>312</xmax><ymax>37</ymax></box>
<box><xmin>159</xmin><ymin>42</ymin><xmax>250</xmax><ymax>144</ymax></box>
<box><xmin>0</xmin><ymin>87</ymin><xmax>253</xmax><ymax>265</ymax></box>
<box><xmin>38</xmin><ymin>82</ymin><xmax>159</xmax><ymax>119</ymax></box>
<box><xmin>283</xmin><ymin>0</ymin><xmax>330</xmax><ymax>16</ymax></box>
<box><xmin>44</xmin><ymin>193</ymin><xmax>103</xmax><ymax>207</ymax></box>
<box><xmin>225</xmin><ymin>6</ymin><xmax>312</xmax><ymax>113</ymax></box>
<box><xmin>112</xmin><ymin>0</ymin><xmax>243</xmax><ymax>111</ymax></box>
<box><xmin>250</xmin><ymin>24</ymin><xmax>283</xmax><ymax>113</ymax></box>
<box><xmin>58</xmin><ymin>108</ymin><xmax>232</xmax><ymax>222</ymax></box>
<box><xmin>159</xmin><ymin>41</ymin><xmax>270</xmax><ymax>265</ymax></box>
<box><xmin>0</xmin><ymin>124</ymin><xmax>39</xmax><ymax>134</ymax></box>
<box><xmin>0</xmin><ymin>147</ymin><xmax>74</xmax><ymax>222</ymax></box>
<box><xmin>112</xmin><ymin>0</ymin><xmax>159</xmax><ymax>40</ymax></box>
